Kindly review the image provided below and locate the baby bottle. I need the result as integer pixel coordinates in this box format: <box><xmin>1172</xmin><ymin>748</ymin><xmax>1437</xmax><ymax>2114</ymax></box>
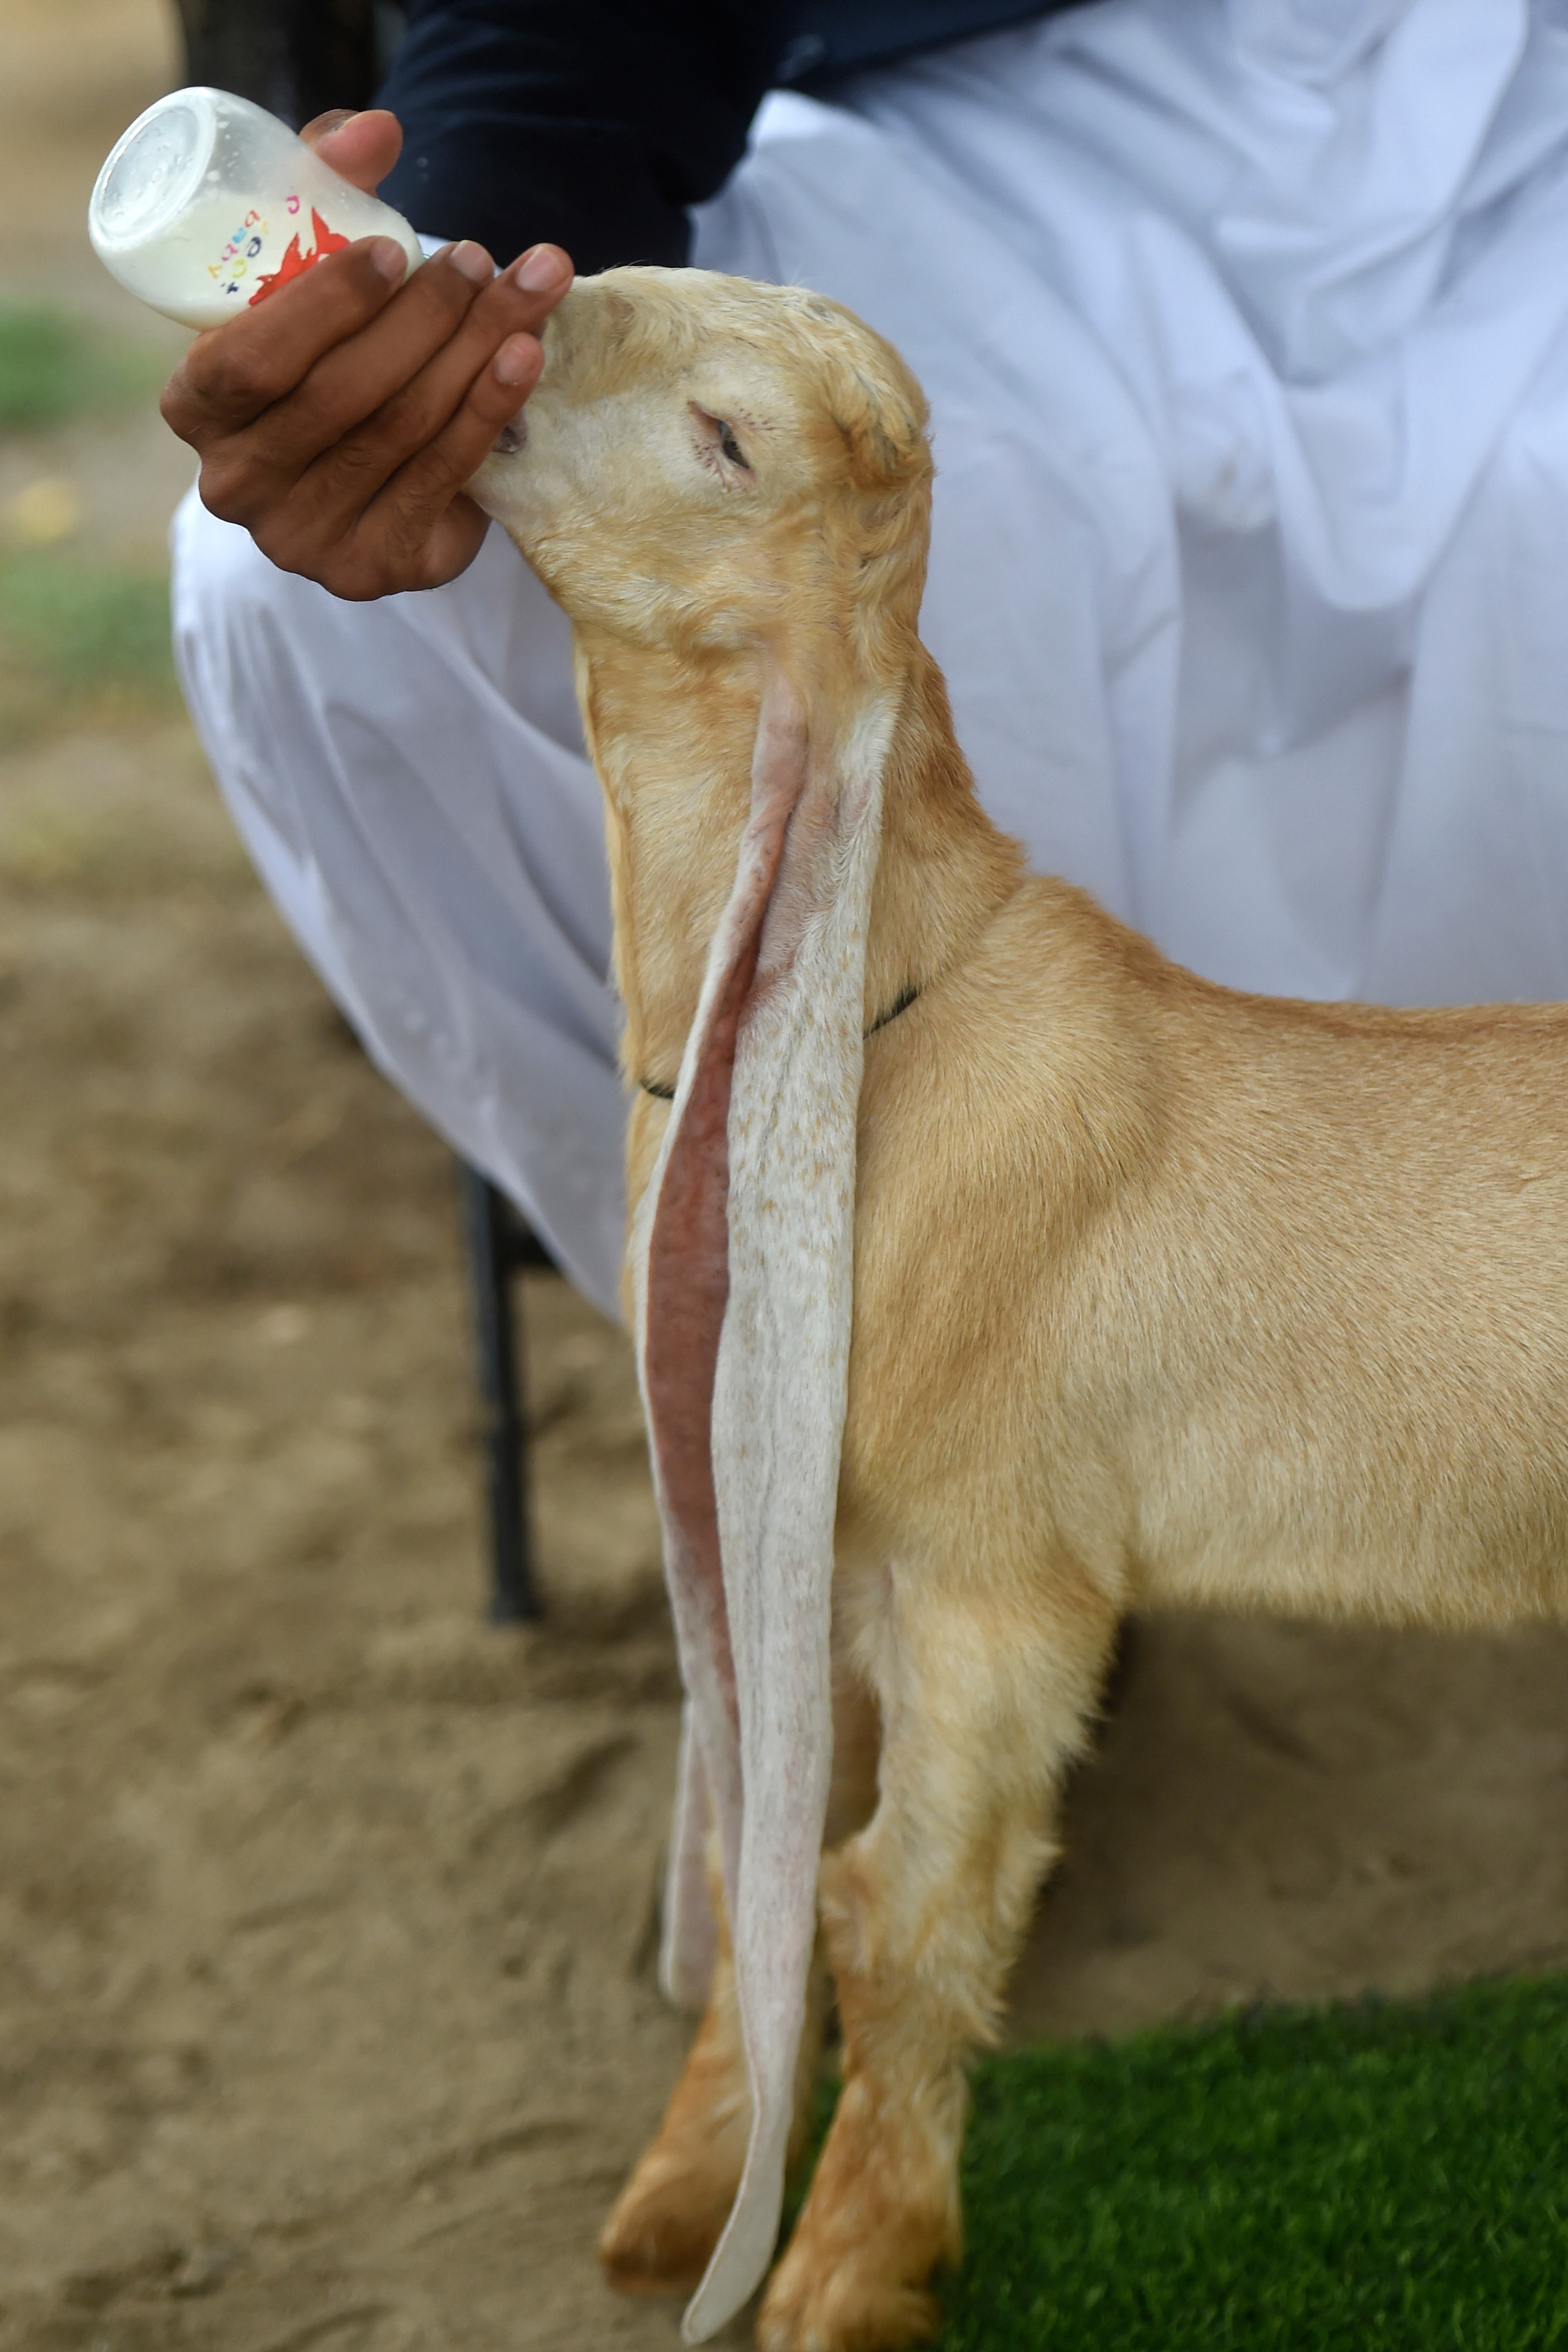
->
<box><xmin>89</xmin><ymin>87</ymin><xmax>424</xmax><ymax>332</ymax></box>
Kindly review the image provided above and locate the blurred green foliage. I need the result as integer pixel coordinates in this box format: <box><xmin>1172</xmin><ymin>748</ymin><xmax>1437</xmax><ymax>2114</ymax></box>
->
<box><xmin>0</xmin><ymin>549</ymin><xmax>177</xmax><ymax>743</ymax></box>
<box><xmin>0</xmin><ymin>302</ymin><xmax>165</xmax><ymax>433</ymax></box>
<box><xmin>0</xmin><ymin>301</ymin><xmax>180</xmax><ymax>740</ymax></box>
<box><xmin>0</xmin><ymin>548</ymin><xmax>174</xmax><ymax>685</ymax></box>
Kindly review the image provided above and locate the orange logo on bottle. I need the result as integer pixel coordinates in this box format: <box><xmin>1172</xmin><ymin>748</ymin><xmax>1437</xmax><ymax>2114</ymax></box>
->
<box><xmin>248</xmin><ymin>209</ymin><xmax>351</xmax><ymax>305</ymax></box>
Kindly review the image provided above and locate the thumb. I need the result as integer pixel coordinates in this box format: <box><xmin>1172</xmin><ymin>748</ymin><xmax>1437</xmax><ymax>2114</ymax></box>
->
<box><xmin>299</xmin><ymin>107</ymin><xmax>404</xmax><ymax>195</ymax></box>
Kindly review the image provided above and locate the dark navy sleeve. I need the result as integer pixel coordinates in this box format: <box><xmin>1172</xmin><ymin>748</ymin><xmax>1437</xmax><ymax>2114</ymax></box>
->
<box><xmin>374</xmin><ymin>2</ymin><xmax>1081</xmax><ymax>274</ymax></box>
<box><xmin>376</xmin><ymin>0</ymin><xmax>798</xmax><ymax>271</ymax></box>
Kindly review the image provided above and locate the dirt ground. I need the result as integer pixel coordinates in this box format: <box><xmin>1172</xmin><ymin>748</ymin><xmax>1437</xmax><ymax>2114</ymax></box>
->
<box><xmin>4</xmin><ymin>7</ymin><xmax>1568</xmax><ymax>2349</ymax></box>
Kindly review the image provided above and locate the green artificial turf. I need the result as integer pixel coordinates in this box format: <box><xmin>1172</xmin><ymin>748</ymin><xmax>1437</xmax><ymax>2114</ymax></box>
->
<box><xmin>795</xmin><ymin>1975</ymin><xmax>1568</xmax><ymax>2351</ymax></box>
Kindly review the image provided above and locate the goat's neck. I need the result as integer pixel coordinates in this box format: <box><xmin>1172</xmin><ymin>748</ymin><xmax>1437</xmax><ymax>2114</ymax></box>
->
<box><xmin>575</xmin><ymin>627</ymin><xmax>1026</xmax><ymax>1093</ymax></box>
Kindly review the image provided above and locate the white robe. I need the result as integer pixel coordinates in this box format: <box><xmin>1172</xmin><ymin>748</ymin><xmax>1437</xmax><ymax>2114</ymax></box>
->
<box><xmin>173</xmin><ymin>0</ymin><xmax>1568</xmax><ymax>1318</ymax></box>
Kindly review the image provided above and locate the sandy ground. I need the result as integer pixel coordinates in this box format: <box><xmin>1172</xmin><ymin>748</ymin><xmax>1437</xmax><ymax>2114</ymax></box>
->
<box><xmin>4</xmin><ymin>7</ymin><xmax>1568</xmax><ymax>2348</ymax></box>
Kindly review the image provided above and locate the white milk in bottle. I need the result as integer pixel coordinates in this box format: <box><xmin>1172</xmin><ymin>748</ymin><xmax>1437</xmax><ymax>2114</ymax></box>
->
<box><xmin>89</xmin><ymin>87</ymin><xmax>424</xmax><ymax>332</ymax></box>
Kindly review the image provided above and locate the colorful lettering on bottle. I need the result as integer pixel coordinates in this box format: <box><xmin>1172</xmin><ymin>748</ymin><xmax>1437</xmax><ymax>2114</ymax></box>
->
<box><xmin>209</xmin><ymin>207</ymin><xmax>270</xmax><ymax>280</ymax></box>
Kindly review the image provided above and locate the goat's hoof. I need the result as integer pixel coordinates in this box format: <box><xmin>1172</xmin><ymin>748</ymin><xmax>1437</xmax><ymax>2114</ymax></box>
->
<box><xmin>755</xmin><ymin>2074</ymin><xmax>953</xmax><ymax>2352</ymax></box>
<box><xmin>757</xmin><ymin>2239</ymin><xmax>939</xmax><ymax>2352</ymax></box>
<box><xmin>598</xmin><ymin>2157</ymin><xmax>730</xmax><ymax>2298</ymax></box>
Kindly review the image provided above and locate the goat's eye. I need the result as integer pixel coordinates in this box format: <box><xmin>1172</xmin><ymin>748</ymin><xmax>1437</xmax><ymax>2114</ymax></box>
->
<box><xmin>691</xmin><ymin>404</ymin><xmax>754</xmax><ymax>480</ymax></box>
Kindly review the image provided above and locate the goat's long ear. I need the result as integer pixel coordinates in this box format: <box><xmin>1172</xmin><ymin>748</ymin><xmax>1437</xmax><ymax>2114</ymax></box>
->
<box><xmin>630</xmin><ymin>656</ymin><xmax>894</xmax><ymax>2342</ymax></box>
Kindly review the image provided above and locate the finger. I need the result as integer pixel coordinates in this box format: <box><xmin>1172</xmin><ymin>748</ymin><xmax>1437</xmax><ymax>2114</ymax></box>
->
<box><xmin>361</xmin><ymin>334</ymin><xmax>546</xmax><ymax>562</ymax></box>
<box><xmin>339</xmin><ymin>494</ymin><xmax>494</xmax><ymax>599</ymax></box>
<box><xmin>268</xmin><ymin>254</ymin><xmax>554</xmax><ymax>524</ymax></box>
<box><xmin>303</xmin><ymin>107</ymin><xmax>404</xmax><ymax>192</ymax></box>
<box><xmin>365</xmin><ymin>352</ymin><xmax>542</xmax><ymax>590</ymax></box>
<box><xmin>220</xmin><ymin>240</ymin><xmax>504</xmax><ymax>511</ymax></box>
<box><xmin>292</xmin><ymin>335</ymin><xmax>542</xmax><ymax>598</ymax></box>
<box><xmin>300</xmin><ymin>108</ymin><xmax>358</xmax><ymax>142</ymax></box>
<box><xmin>185</xmin><ymin>239</ymin><xmax>496</xmax><ymax>515</ymax></box>
<box><xmin>494</xmin><ymin>243</ymin><xmax>575</xmax><ymax>312</ymax></box>
<box><xmin>235</xmin><ymin>328</ymin><xmax>538</xmax><ymax>597</ymax></box>
<box><xmin>414</xmin><ymin>493</ymin><xmax>500</xmax><ymax>590</ymax></box>
<box><xmin>358</xmin><ymin>240</ymin><xmax>568</xmax><ymax>414</ymax></box>
<box><xmin>162</xmin><ymin>236</ymin><xmax>410</xmax><ymax>444</ymax></box>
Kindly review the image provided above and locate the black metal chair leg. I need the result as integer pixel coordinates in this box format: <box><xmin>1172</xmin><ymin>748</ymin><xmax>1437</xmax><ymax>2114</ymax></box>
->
<box><xmin>459</xmin><ymin>1161</ymin><xmax>546</xmax><ymax>1623</ymax></box>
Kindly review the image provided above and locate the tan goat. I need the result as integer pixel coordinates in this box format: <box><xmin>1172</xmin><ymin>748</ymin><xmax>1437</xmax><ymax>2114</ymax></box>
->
<box><xmin>472</xmin><ymin>267</ymin><xmax>1568</xmax><ymax>2352</ymax></box>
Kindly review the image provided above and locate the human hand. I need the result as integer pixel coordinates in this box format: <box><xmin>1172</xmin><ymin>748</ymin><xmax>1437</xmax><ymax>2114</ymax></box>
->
<box><xmin>160</xmin><ymin>108</ymin><xmax>571</xmax><ymax>599</ymax></box>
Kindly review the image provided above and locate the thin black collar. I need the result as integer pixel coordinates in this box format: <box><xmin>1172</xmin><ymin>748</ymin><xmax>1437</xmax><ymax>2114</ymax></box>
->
<box><xmin>638</xmin><ymin>983</ymin><xmax>920</xmax><ymax>1102</ymax></box>
<box><xmin>865</xmin><ymin>982</ymin><xmax>919</xmax><ymax>1039</ymax></box>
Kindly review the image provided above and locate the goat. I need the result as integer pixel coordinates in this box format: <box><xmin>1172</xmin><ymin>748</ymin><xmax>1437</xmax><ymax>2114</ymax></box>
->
<box><xmin>472</xmin><ymin>267</ymin><xmax>1568</xmax><ymax>2351</ymax></box>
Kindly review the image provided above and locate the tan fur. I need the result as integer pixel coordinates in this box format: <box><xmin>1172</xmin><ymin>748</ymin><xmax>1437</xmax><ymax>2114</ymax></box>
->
<box><xmin>472</xmin><ymin>267</ymin><xmax>1568</xmax><ymax>2349</ymax></box>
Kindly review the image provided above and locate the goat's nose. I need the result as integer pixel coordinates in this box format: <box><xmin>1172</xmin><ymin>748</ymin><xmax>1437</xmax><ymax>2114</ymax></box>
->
<box><xmin>492</xmin><ymin>416</ymin><xmax>527</xmax><ymax>457</ymax></box>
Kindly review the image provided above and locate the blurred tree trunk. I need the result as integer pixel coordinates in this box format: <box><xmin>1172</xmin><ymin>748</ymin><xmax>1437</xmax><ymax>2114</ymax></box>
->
<box><xmin>172</xmin><ymin>0</ymin><xmax>397</xmax><ymax>128</ymax></box>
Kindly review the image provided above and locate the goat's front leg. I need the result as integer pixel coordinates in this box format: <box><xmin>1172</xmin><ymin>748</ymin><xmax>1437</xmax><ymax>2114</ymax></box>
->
<box><xmin>759</xmin><ymin>1566</ymin><xmax>1117</xmax><ymax>2352</ymax></box>
<box><xmin>601</xmin><ymin>1657</ymin><xmax>881</xmax><ymax>2296</ymax></box>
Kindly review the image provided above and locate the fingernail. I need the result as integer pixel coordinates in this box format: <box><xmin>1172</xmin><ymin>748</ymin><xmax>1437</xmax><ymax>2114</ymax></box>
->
<box><xmin>370</xmin><ymin>239</ymin><xmax>408</xmax><ymax>283</ymax></box>
<box><xmin>512</xmin><ymin>245</ymin><xmax>570</xmax><ymax>294</ymax></box>
<box><xmin>449</xmin><ymin>240</ymin><xmax>494</xmax><ymax>285</ymax></box>
<box><xmin>495</xmin><ymin>334</ymin><xmax>539</xmax><ymax>386</ymax></box>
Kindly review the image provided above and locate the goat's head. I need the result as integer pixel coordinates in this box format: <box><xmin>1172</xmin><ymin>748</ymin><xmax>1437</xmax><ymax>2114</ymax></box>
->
<box><xmin>471</xmin><ymin>266</ymin><xmax>932</xmax><ymax>670</ymax></box>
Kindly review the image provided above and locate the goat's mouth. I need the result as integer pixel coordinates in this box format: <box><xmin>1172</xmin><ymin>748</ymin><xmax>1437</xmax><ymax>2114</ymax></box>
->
<box><xmin>492</xmin><ymin>416</ymin><xmax>528</xmax><ymax>458</ymax></box>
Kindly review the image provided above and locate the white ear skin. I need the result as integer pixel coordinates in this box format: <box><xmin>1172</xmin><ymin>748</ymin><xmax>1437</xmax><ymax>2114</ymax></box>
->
<box><xmin>659</xmin><ymin>1700</ymin><xmax>717</xmax><ymax>2011</ymax></box>
<box><xmin>693</xmin><ymin>700</ymin><xmax>891</xmax><ymax>2342</ymax></box>
<box><xmin>630</xmin><ymin>662</ymin><xmax>895</xmax><ymax>2343</ymax></box>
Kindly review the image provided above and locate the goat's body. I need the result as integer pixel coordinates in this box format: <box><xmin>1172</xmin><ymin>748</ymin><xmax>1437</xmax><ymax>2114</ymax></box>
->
<box><xmin>850</xmin><ymin>871</ymin><xmax>1568</xmax><ymax>1638</ymax></box>
<box><xmin>476</xmin><ymin>265</ymin><xmax>1568</xmax><ymax>2349</ymax></box>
